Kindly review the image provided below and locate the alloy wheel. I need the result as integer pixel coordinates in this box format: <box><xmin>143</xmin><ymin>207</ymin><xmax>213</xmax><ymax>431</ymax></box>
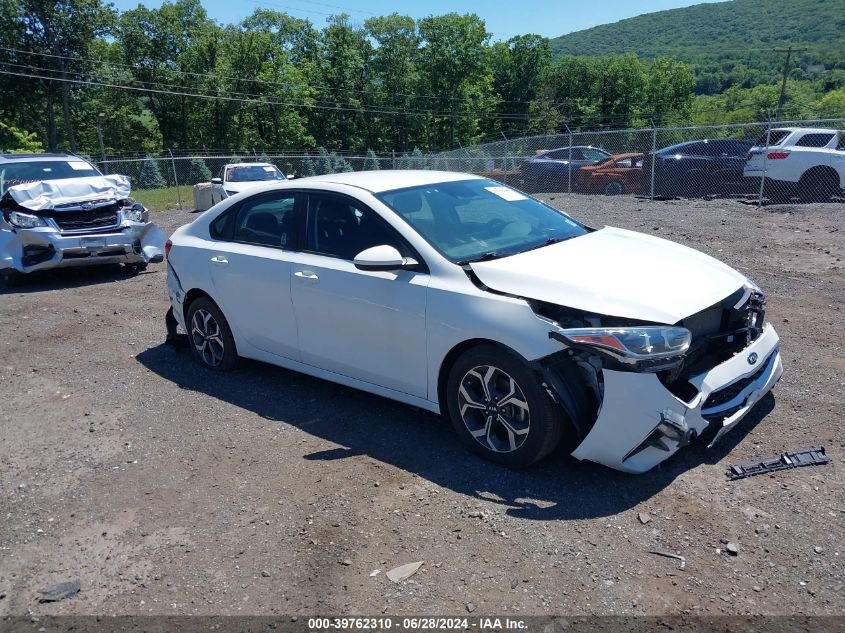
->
<box><xmin>190</xmin><ymin>308</ymin><xmax>225</xmax><ymax>367</ymax></box>
<box><xmin>457</xmin><ymin>365</ymin><xmax>531</xmax><ymax>453</ymax></box>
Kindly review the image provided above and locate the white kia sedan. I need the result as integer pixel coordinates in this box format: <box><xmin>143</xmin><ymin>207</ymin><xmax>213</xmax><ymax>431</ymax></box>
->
<box><xmin>164</xmin><ymin>171</ymin><xmax>782</xmax><ymax>473</ymax></box>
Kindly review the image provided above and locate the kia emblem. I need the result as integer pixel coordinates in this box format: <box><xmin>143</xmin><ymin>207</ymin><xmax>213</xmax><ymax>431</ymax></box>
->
<box><xmin>747</xmin><ymin>352</ymin><xmax>758</xmax><ymax>365</ymax></box>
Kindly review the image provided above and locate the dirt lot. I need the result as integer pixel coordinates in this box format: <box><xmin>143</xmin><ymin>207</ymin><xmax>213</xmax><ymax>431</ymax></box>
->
<box><xmin>1</xmin><ymin>194</ymin><xmax>843</xmax><ymax>618</ymax></box>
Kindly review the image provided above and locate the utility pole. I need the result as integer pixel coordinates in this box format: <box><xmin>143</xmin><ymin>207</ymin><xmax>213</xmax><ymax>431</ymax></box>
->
<box><xmin>773</xmin><ymin>46</ymin><xmax>807</xmax><ymax>120</ymax></box>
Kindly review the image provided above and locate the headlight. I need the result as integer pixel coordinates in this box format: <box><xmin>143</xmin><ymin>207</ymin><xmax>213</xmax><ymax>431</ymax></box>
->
<box><xmin>122</xmin><ymin>203</ymin><xmax>148</xmax><ymax>223</ymax></box>
<box><xmin>556</xmin><ymin>326</ymin><xmax>692</xmax><ymax>372</ymax></box>
<box><xmin>7</xmin><ymin>211</ymin><xmax>47</xmax><ymax>229</ymax></box>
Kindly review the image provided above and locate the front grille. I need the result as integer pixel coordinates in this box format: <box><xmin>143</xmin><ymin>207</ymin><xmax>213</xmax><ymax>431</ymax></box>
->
<box><xmin>702</xmin><ymin>353</ymin><xmax>772</xmax><ymax>410</ymax></box>
<box><xmin>658</xmin><ymin>289</ymin><xmax>766</xmax><ymax>399</ymax></box>
<box><xmin>52</xmin><ymin>207</ymin><xmax>119</xmax><ymax>232</ymax></box>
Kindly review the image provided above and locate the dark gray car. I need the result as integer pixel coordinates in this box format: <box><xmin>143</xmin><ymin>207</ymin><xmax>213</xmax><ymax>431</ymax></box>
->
<box><xmin>519</xmin><ymin>146</ymin><xmax>611</xmax><ymax>193</ymax></box>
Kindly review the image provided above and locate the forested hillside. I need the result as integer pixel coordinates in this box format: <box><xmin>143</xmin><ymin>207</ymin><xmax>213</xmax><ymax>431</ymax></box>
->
<box><xmin>550</xmin><ymin>0</ymin><xmax>845</xmax><ymax>94</ymax></box>
<box><xmin>1</xmin><ymin>0</ymin><xmax>843</xmax><ymax>158</ymax></box>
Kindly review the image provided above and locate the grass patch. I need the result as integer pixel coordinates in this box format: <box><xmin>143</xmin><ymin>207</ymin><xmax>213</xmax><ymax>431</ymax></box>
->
<box><xmin>133</xmin><ymin>186</ymin><xmax>192</xmax><ymax>211</ymax></box>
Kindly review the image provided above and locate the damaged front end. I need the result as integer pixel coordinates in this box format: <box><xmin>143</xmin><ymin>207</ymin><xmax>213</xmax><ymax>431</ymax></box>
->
<box><xmin>535</xmin><ymin>288</ymin><xmax>782</xmax><ymax>473</ymax></box>
<box><xmin>0</xmin><ymin>175</ymin><xmax>165</xmax><ymax>275</ymax></box>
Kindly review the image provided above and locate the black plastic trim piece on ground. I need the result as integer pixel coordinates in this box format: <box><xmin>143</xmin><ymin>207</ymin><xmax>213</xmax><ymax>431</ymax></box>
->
<box><xmin>727</xmin><ymin>447</ymin><xmax>829</xmax><ymax>480</ymax></box>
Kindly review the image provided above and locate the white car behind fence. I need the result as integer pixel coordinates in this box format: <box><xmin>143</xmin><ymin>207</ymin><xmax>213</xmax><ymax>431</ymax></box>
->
<box><xmin>745</xmin><ymin>127</ymin><xmax>845</xmax><ymax>202</ymax></box>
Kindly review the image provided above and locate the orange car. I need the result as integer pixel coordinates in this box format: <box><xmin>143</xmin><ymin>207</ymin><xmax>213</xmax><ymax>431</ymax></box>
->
<box><xmin>575</xmin><ymin>152</ymin><xmax>644</xmax><ymax>195</ymax></box>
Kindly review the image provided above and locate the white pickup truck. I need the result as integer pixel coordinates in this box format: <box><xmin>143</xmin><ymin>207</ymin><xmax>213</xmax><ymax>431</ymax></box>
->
<box><xmin>744</xmin><ymin>127</ymin><xmax>845</xmax><ymax>201</ymax></box>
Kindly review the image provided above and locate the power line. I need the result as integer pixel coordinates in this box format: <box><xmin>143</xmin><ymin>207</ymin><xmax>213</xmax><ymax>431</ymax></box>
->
<box><xmin>0</xmin><ymin>45</ymin><xmax>540</xmax><ymax>107</ymax></box>
<box><xmin>0</xmin><ymin>67</ymin><xmax>531</xmax><ymax>120</ymax></box>
<box><xmin>0</xmin><ymin>61</ymin><xmax>693</xmax><ymax>126</ymax></box>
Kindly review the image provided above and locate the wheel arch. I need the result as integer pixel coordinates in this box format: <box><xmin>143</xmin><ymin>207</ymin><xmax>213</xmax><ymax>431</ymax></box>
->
<box><xmin>436</xmin><ymin>338</ymin><xmax>521</xmax><ymax>415</ymax></box>
<box><xmin>182</xmin><ymin>287</ymin><xmax>213</xmax><ymax>324</ymax></box>
<box><xmin>800</xmin><ymin>165</ymin><xmax>840</xmax><ymax>186</ymax></box>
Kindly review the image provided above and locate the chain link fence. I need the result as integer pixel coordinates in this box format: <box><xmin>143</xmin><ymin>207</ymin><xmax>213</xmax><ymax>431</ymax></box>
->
<box><xmin>97</xmin><ymin>118</ymin><xmax>845</xmax><ymax>211</ymax></box>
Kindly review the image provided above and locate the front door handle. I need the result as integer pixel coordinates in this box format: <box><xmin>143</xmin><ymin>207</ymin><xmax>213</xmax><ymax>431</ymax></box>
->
<box><xmin>294</xmin><ymin>270</ymin><xmax>319</xmax><ymax>282</ymax></box>
<box><xmin>210</xmin><ymin>255</ymin><xmax>228</xmax><ymax>265</ymax></box>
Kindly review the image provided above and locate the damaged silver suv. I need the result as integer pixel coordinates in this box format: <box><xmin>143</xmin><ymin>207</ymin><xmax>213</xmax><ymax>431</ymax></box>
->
<box><xmin>0</xmin><ymin>153</ymin><xmax>165</xmax><ymax>281</ymax></box>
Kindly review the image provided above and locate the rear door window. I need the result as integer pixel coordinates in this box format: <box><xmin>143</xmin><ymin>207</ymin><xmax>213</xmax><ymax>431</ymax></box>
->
<box><xmin>232</xmin><ymin>192</ymin><xmax>300</xmax><ymax>248</ymax></box>
<box><xmin>795</xmin><ymin>133</ymin><xmax>835</xmax><ymax>148</ymax></box>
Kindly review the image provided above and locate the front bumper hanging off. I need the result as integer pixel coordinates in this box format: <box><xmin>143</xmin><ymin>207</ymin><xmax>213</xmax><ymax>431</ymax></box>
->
<box><xmin>0</xmin><ymin>222</ymin><xmax>166</xmax><ymax>274</ymax></box>
<box><xmin>569</xmin><ymin>324</ymin><xmax>783</xmax><ymax>473</ymax></box>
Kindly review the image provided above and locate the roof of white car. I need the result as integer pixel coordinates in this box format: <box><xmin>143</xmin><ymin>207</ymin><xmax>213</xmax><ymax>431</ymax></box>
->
<box><xmin>774</xmin><ymin>127</ymin><xmax>840</xmax><ymax>134</ymax></box>
<box><xmin>294</xmin><ymin>170</ymin><xmax>484</xmax><ymax>193</ymax></box>
<box><xmin>224</xmin><ymin>162</ymin><xmax>277</xmax><ymax>168</ymax></box>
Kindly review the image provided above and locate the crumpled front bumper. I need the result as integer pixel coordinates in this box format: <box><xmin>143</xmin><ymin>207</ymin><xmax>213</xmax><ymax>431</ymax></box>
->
<box><xmin>571</xmin><ymin>323</ymin><xmax>783</xmax><ymax>473</ymax></box>
<box><xmin>0</xmin><ymin>222</ymin><xmax>166</xmax><ymax>274</ymax></box>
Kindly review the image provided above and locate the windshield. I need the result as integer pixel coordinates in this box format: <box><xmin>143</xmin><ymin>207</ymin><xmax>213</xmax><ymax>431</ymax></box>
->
<box><xmin>376</xmin><ymin>179</ymin><xmax>588</xmax><ymax>263</ymax></box>
<box><xmin>226</xmin><ymin>165</ymin><xmax>285</xmax><ymax>182</ymax></box>
<box><xmin>0</xmin><ymin>159</ymin><xmax>101</xmax><ymax>195</ymax></box>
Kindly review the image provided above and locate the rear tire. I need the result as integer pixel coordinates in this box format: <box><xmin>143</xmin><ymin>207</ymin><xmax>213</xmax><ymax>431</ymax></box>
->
<box><xmin>799</xmin><ymin>168</ymin><xmax>839</xmax><ymax>203</ymax></box>
<box><xmin>185</xmin><ymin>296</ymin><xmax>238</xmax><ymax>371</ymax></box>
<box><xmin>445</xmin><ymin>344</ymin><xmax>565</xmax><ymax>467</ymax></box>
<box><xmin>604</xmin><ymin>181</ymin><xmax>623</xmax><ymax>196</ymax></box>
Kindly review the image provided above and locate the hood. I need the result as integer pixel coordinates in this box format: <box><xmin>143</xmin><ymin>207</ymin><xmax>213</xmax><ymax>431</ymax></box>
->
<box><xmin>224</xmin><ymin>181</ymin><xmax>269</xmax><ymax>194</ymax></box>
<box><xmin>5</xmin><ymin>175</ymin><xmax>131</xmax><ymax>211</ymax></box>
<box><xmin>470</xmin><ymin>226</ymin><xmax>749</xmax><ymax>324</ymax></box>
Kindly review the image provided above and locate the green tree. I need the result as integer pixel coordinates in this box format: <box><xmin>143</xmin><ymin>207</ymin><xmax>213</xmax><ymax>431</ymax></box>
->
<box><xmin>333</xmin><ymin>155</ymin><xmax>353</xmax><ymax>172</ymax></box>
<box><xmin>316</xmin><ymin>147</ymin><xmax>333</xmax><ymax>174</ymax></box>
<box><xmin>186</xmin><ymin>157</ymin><xmax>212</xmax><ymax>184</ymax></box>
<box><xmin>417</xmin><ymin>13</ymin><xmax>497</xmax><ymax>149</ymax></box>
<box><xmin>0</xmin><ymin>0</ymin><xmax>116</xmax><ymax>151</ymax></box>
<box><xmin>596</xmin><ymin>54</ymin><xmax>646</xmax><ymax>127</ymax></box>
<box><xmin>645</xmin><ymin>57</ymin><xmax>695</xmax><ymax>124</ymax></box>
<box><xmin>363</xmin><ymin>149</ymin><xmax>381</xmax><ymax>170</ymax></box>
<box><xmin>137</xmin><ymin>156</ymin><xmax>167</xmax><ymax>189</ymax></box>
<box><xmin>364</xmin><ymin>14</ymin><xmax>420</xmax><ymax>152</ymax></box>
<box><xmin>816</xmin><ymin>88</ymin><xmax>845</xmax><ymax>118</ymax></box>
<box><xmin>0</xmin><ymin>122</ymin><xmax>44</xmax><ymax>152</ymax></box>
<box><xmin>300</xmin><ymin>155</ymin><xmax>316</xmax><ymax>177</ymax></box>
<box><xmin>492</xmin><ymin>34</ymin><xmax>552</xmax><ymax>135</ymax></box>
<box><xmin>311</xmin><ymin>14</ymin><xmax>371</xmax><ymax>150</ymax></box>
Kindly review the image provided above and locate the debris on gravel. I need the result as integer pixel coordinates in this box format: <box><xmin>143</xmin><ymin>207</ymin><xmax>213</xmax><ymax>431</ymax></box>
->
<box><xmin>38</xmin><ymin>578</ymin><xmax>80</xmax><ymax>603</ymax></box>
<box><xmin>386</xmin><ymin>562</ymin><xmax>424</xmax><ymax>583</ymax></box>
<box><xmin>647</xmin><ymin>550</ymin><xmax>687</xmax><ymax>570</ymax></box>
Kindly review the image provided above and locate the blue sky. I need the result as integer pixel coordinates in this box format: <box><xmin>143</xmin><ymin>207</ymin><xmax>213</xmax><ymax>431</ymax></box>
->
<box><xmin>109</xmin><ymin>0</ymin><xmax>727</xmax><ymax>40</ymax></box>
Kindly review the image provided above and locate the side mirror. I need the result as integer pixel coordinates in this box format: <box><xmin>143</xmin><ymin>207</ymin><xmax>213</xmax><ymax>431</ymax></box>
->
<box><xmin>353</xmin><ymin>245</ymin><xmax>418</xmax><ymax>272</ymax></box>
<box><xmin>211</xmin><ymin>177</ymin><xmax>222</xmax><ymax>185</ymax></box>
<box><xmin>286</xmin><ymin>174</ymin><xmax>295</xmax><ymax>180</ymax></box>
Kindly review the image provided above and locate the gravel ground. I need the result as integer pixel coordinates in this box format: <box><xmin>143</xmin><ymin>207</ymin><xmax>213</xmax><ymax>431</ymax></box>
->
<box><xmin>0</xmin><ymin>194</ymin><xmax>843</xmax><ymax>618</ymax></box>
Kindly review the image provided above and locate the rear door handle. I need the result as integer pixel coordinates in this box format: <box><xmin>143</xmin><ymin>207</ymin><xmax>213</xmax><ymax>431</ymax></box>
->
<box><xmin>210</xmin><ymin>255</ymin><xmax>228</xmax><ymax>265</ymax></box>
<box><xmin>294</xmin><ymin>270</ymin><xmax>319</xmax><ymax>282</ymax></box>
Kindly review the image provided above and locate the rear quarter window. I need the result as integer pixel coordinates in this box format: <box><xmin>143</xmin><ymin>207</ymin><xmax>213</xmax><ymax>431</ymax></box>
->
<box><xmin>753</xmin><ymin>130</ymin><xmax>790</xmax><ymax>147</ymax></box>
<box><xmin>794</xmin><ymin>133</ymin><xmax>835</xmax><ymax>148</ymax></box>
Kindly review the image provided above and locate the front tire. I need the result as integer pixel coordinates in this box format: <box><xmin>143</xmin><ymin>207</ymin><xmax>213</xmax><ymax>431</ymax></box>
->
<box><xmin>186</xmin><ymin>296</ymin><xmax>238</xmax><ymax>371</ymax></box>
<box><xmin>446</xmin><ymin>344</ymin><xmax>565</xmax><ymax>467</ymax></box>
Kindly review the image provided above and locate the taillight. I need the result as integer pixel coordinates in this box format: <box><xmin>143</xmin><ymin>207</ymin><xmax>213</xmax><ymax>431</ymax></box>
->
<box><xmin>767</xmin><ymin>152</ymin><xmax>790</xmax><ymax>160</ymax></box>
<box><xmin>164</xmin><ymin>239</ymin><xmax>172</xmax><ymax>259</ymax></box>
